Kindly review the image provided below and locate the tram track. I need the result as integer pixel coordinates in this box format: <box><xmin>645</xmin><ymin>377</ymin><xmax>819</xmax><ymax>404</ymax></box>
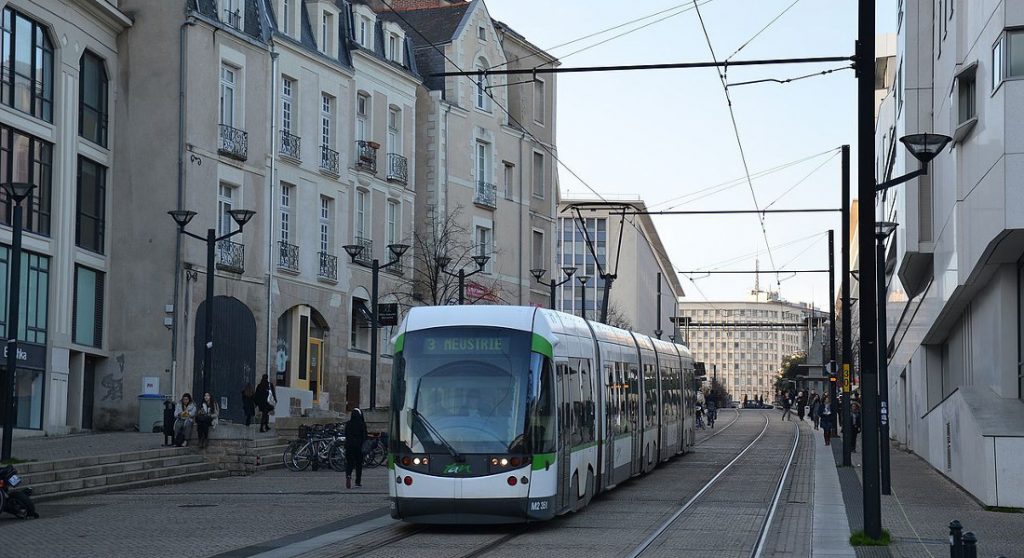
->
<box><xmin>626</xmin><ymin>412</ymin><xmax>800</xmax><ymax>558</ymax></box>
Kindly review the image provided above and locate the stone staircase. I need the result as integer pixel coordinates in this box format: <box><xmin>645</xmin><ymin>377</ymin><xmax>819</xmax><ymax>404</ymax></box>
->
<box><xmin>17</xmin><ymin>447</ymin><xmax>227</xmax><ymax>502</ymax></box>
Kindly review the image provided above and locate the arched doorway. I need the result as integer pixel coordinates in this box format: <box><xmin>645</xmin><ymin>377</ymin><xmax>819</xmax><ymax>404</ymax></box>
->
<box><xmin>193</xmin><ymin>296</ymin><xmax>257</xmax><ymax>423</ymax></box>
<box><xmin>276</xmin><ymin>305</ymin><xmax>331</xmax><ymax>404</ymax></box>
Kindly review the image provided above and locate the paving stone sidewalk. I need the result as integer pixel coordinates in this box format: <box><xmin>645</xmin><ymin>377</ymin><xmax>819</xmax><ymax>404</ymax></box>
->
<box><xmin>10</xmin><ymin>431</ymin><xmax>177</xmax><ymax>462</ymax></box>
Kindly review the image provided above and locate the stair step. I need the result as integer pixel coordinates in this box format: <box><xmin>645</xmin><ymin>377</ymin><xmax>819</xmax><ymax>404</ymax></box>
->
<box><xmin>35</xmin><ymin>469</ymin><xmax>229</xmax><ymax>502</ymax></box>
<box><xmin>31</xmin><ymin>462</ymin><xmax>220</xmax><ymax>496</ymax></box>
<box><xmin>17</xmin><ymin>447</ymin><xmax>193</xmax><ymax>474</ymax></box>
<box><xmin>20</xmin><ymin>454</ymin><xmax>205</xmax><ymax>485</ymax></box>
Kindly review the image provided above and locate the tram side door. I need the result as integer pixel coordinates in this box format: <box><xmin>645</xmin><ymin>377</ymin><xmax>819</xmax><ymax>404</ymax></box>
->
<box><xmin>556</xmin><ymin>362</ymin><xmax>572</xmax><ymax>512</ymax></box>
<box><xmin>630</xmin><ymin>365</ymin><xmax>642</xmax><ymax>476</ymax></box>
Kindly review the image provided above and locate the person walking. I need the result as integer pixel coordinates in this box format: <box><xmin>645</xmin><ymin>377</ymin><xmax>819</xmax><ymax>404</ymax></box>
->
<box><xmin>796</xmin><ymin>390</ymin><xmax>808</xmax><ymax>421</ymax></box>
<box><xmin>196</xmin><ymin>392</ymin><xmax>219</xmax><ymax>449</ymax></box>
<box><xmin>173</xmin><ymin>393</ymin><xmax>196</xmax><ymax>447</ymax></box>
<box><xmin>241</xmin><ymin>383</ymin><xmax>256</xmax><ymax>427</ymax></box>
<box><xmin>810</xmin><ymin>393</ymin><xmax>822</xmax><ymax>430</ymax></box>
<box><xmin>781</xmin><ymin>392</ymin><xmax>793</xmax><ymax>421</ymax></box>
<box><xmin>255</xmin><ymin>374</ymin><xmax>277</xmax><ymax>433</ymax></box>
<box><xmin>850</xmin><ymin>393</ymin><xmax>862</xmax><ymax>452</ymax></box>
<box><xmin>162</xmin><ymin>400</ymin><xmax>176</xmax><ymax>446</ymax></box>
<box><xmin>344</xmin><ymin>408</ymin><xmax>368</xmax><ymax>489</ymax></box>
<box><xmin>819</xmin><ymin>395</ymin><xmax>835</xmax><ymax>445</ymax></box>
<box><xmin>705</xmin><ymin>390</ymin><xmax>718</xmax><ymax>428</ymax></box>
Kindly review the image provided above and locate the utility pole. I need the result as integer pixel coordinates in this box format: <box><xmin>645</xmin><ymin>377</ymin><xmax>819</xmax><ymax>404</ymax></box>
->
<box><xmin>654</xmin><ymin>273</ymin><xmax>663</xmax><ymax>339</ymax></box>
<box><xmin>829</xmin><ymin>230</ymin><xmax>837</xmax><ymax>408</ymax></box>
<box><xmin>856</xmin><ymin>0</ymin><xmax>883</xmax><ymax>539</ymax></box>
<box><xmin>841</xmin><ymin>144</ymin><xmax>853</xmax><ymax>467</ymax></box>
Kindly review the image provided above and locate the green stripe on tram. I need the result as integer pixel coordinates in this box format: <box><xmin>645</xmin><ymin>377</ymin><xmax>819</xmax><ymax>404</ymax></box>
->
<box><xmin>394</xmin><ymin>333</ymin><xmax>404</xmax><ymax>353</ymax></box>
<box><xmin>531</xmin><ymin>334</ymin><xmax>553</xmax><ymax>358</ymax></box>
<box><xmin>532</xmin><ymin>452</ymin><xmax>556</xmax><ymax>470</ymax></box>
<box><xmin>387</xmin><ymin>453</ymin><xmax>395</xmax><ymax>470</ymax></box>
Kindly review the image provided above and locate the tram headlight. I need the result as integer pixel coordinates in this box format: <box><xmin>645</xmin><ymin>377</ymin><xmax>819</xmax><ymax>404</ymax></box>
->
<box><xmin>489</xmin><ymin>455</ymin><xmax>529</xmax><ymax>470</ymax></box>
<box><xmin>401</xmin><ymin>455</ymin><xmax>430</xmax><ymax>468</ymax></box>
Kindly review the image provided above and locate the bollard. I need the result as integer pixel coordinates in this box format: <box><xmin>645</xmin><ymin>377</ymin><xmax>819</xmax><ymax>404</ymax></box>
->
<box><xmin>961</xmin><ymin>532</ymin><xmax>977</xmax><ymax>558</ymax></box>
<box><xmin>949</xmin><ymin>520</ymin><xmax>963</xmax><ymax>558</ymax></box>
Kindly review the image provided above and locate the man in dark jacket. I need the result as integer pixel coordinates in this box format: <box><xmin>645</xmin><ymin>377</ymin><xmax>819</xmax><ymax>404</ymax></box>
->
<box><xmin>255</xmin><ymin>374</ymin><xmax>276</xmax><ymax>432</ymax></box>
<box><xmin>345</xmin><ymin>408</ymin><xmax>368</xmax><ymax>489</ymax></box>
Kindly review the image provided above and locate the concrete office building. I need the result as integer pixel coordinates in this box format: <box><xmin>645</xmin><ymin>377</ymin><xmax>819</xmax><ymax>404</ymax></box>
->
<box><xmin>878</xmin><ymin>0</ymin><xmax>1024</xmax><ymax>506</ymax></box>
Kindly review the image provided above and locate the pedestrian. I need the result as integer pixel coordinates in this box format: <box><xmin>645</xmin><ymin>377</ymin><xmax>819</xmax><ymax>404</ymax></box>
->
<box><xmin>696</xmin><ymin>390</ymin><xmax>705</xmax><ymax>429</ymax></box>
<box><xmin>705</xmin><ymin>390</ymin><xmax>718</xmax><ymax>428</ymax></box>
<box><xmin>810</xmin><ymin>393</ymin><xmax>822</xmax><ymax>430</ymax></box>
<box><xmin>796</xmin><ymin>390</ymin><xmax>808</xmax><ymax>421</ymax></box>
<box><xmin>819</xmin><ymin>395</ymin><xmax>835</xmax><ymax>445</ymax></box>
<box><xmin>255</xmin><ymin>374</ymin><xmax>277</xmax><ymax>432</ymax></box>
<box><xmin>781</xmin><ymin>393</ymin><xmax>793</xmax><ymax>421</ymax></box>
<box><xmin>173</xmin><ymin>393</ymin><xmax>196</xmax><ymax>447</ymax></box>
<box><xmin>162</xmin><ymin>399</ymin><xmax>176</xmax><ymax>446</ymax></box>
<box><xmin>344</xmin><ymin>408</ymin><xmax>368</xmax><ymax>489</ymax></box>
<box><xmin>196</xmin><ymin>392</ymin><xmax>219</xmax><ymax>449</ymax></box>
<box><xmin>850</xmin><ymin>393</ymin><xmax>861</xmax><ymax>452</ymax></box>
<box><xmin>242</xmin><ymin>383</ymin><xmax>256</xmax><ymax>427</ymax></box>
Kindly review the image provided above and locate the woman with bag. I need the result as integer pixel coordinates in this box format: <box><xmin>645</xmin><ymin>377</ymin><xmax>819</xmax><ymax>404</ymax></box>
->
<box><xmin>256</xmin><ymin>374</ymin><xmax>277</xmax><ymax>432</ymax></box>
<box><xmin>196</xmin><ymin>392</ymin><xmax>219</xmax><ymax>448</ymax></box>
<box><xmin>173</xmin><ymin>393</ymin><xmax>196</xmax><ymax>447</ymax></box>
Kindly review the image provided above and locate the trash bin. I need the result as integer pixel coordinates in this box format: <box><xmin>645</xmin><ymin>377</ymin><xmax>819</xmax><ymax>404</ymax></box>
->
<box><xmin>138</xmin><ymin>394</ymin><xmax>166</xmax><ymax>433</ymax></box>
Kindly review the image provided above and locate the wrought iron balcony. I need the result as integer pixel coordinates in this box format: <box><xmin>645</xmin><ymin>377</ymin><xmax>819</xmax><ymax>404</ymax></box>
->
<box><xmin>474</xmin><ymin>180</ymin><xmax>498</xmax><ymax>209</ymax></box>
<box><xmin>318</xmin><ymin>251</ymin><xmax>338</xmax><ymax>281</ymax></box>
<box><xmin>280</xmin><ymin>131</ymin><xmax>301</xmax><ymax>161</ymax></box>
<box><xmin>355</xmin><ymin>140</ymin><xmax>378</xmax><ymax>173</ymax></box>
<box><xmin>386</xmin><ymin>153</ymin><xmax>408</xmax><ymax>185</ymax></box>
<box><xmin>216</xmin><ymin>240</ymin><xmax>245</xmax><ymax>273</ymax></box>
<box><xmin>223</xmin><ymin>9</ymin><xmax>242</xmax><ymax>30</ymax></box>
<box><xmin>278</xmin><ymin>241</ymin><xmax>299</xmax><ymax>272</ymax></box>
<box><xmin>354</xmin><ymin>236</ymin><xmax>373</xmax><ymax>265</ymax></box>
<box><xmin>219</xmin><ymin>124</ymin><xmax>248</xmax><ymax>161</ymax></box>
<box><xmin>384</xmin><ymin>256</ymin><xmax>404</xmax><ymax>276</ymax></box>
<box><xmin>320</xmin><ymin>145</ymin><xmax>340</xmax><ymax>176</ymax></box>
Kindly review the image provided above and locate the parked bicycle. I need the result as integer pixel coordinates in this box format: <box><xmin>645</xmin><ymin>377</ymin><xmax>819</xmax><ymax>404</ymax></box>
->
<box><xmin>284</xmin><ymin>423</ymin><xmax>346</xmax><ymax>472</ymax></box>
<box><xmin>362</xmin><ymin>432</ymin><xmax>388</xmax><ymax>468</ymax></box>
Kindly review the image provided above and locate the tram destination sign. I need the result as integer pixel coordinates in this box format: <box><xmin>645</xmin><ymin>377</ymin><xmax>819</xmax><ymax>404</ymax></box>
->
<box><xmin>422</xmin><ymin>334</ymin><xmax>512</xmax><ymax>355</ymax></box>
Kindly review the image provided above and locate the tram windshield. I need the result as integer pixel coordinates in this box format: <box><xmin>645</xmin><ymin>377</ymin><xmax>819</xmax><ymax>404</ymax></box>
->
<box><xmin>393</xmin><ymin>327</ymin><xmax>551</xmax><ymax>455</ymax></box>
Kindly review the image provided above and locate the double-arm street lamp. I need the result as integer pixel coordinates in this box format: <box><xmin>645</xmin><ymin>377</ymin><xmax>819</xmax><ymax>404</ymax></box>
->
<box><xmin>436</xmin><ymin>255</ymin><xmax>490</xmax><ymax>305</ymax></box>
<box><xmin>577</xmin><ymin>274</ymin><xmax>591</xmax><ymax>320</ymax></box>
<box><xmin>343</xmin><ymin>242</ymin><xmax>409</xmax><ymax>411</ymax></box>
<box><xmin>530</xmin><ymin>266</ymin><xmax>577</xmax><ymax>309</ymax></box>
<box><xmin>168</xmin><ymin>208</ymin><xmax>256</xmax><ymax>397</ymax></box>
<box><xmin>1</xmin><ymin>182</ymin><xmax>36</xmax><ymax>461</ymax></box>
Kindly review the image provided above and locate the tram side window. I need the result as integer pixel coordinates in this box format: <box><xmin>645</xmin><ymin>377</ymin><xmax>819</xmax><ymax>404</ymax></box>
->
<box><xmin>557</xmin><ymin>362</ymin><xmax>570</xmax><ymax>447</ymax></box>
<box><xmin>618</xmin><ymin>362</ymin><xmax>629</xmax><ymax>433</ymax></box>
<box><xmin>629</xmin><ymin>365</ymin><xmax>640</xmax><ymax>430</ymax></box>
<box><xmin>643</xmin><ymin>363</ymin><xmax>657</xmax><ymax>428</ymax></box>
<box><xmin>529</xmin><ymin>355</ymin><xmax>556</xmax><ymax>454</ymax></box>
<box><xmin>569</xmin><ymin>358</ymin><xmax>583</xmax><ymax>447</ymax></box>
<box><xmin>659</xmin><ymin>367</ymin><xmax>671</xmax><ymax>421</ymax></box>
<box><xmin>579</xmin><ymin>359</ymin><xmax>594</xmax><ymax>444</ymax></box>
<box><xmin>605</xmin><ymin>363</ymin><xmax>619</xmax><ymax>436</ymax></box>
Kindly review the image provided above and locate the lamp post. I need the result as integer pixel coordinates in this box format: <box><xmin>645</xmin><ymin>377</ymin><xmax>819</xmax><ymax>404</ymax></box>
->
<box><xmin>875</xmin><ymin>221</ymin><xmax>897</xmax><ymax>495</ymax></box>
<box><xmin>168</xmin><ymin>208</ymin><xmax>255</xmax><ymax>397</ymax></box>
<box><xmin>577</xmin><ymin>275</ymin><xmax>591</xmax><ymax>320</ymax></box>
<box><xmin>437</xmin><ymin>255</ymin><xmax>490</xmax><ymax>305</ymax></box>
<box><xmin>1</xmin><ymin>182</ymin><xmax>35</xmax><ymax>462</ymax></box>
<box><xmin>530</xmin><ymin>266</ymin><xmax>577</xmax><ymax>310</ymax></box>
<box><xmin>343</xmin><ymin>242</ymin><xmax>409</xmax><ymax>411</ymax></box>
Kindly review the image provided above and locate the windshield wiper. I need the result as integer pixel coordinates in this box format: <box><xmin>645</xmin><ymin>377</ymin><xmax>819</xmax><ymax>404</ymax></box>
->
<box><xmin>411</xmin><ymin>408</ymin><xmax>462</xmax><ymax>462</ymax></box>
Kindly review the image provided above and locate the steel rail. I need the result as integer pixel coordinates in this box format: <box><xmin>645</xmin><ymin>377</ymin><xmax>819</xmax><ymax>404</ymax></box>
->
<box><xmin>751</xmin><ymin>420</ymin><xmax>801</xmax><ymax>558</ymax></box>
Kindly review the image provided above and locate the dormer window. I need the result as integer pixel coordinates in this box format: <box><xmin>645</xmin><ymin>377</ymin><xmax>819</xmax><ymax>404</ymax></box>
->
<box><xmin>321</xmin><ymin>11</ymin><xmax>334</xmax><ymax>54</ymax></box>
<box><xmin>359</xmin><ymin>16</ymin><xmax>372</xmax><ymax>48</ymax></box>
<box><xmin>389</xmin><ymin>34</ymin><xmax>401</xmax><ymax>62</ymax></box>
<box><xmin>281</xmin><ymin>0</ymin><xmax>291</xmax><ymax>35</ymax></box>
<box><xmin>222</xmin><ymin>0</ymin><xmax>242</xmax><ymax>30</ymax></box>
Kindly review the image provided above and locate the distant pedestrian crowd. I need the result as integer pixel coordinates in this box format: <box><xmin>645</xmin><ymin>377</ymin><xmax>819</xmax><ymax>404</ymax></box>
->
<box><xmin>161</xmin><ymin>374</ymin><xmax>279</xmax><ymax>447</ymax></box>
<box><xmin>778</xmin><ymin>388</ymin><xmax>861</xmax><ymax>448</ymax></box>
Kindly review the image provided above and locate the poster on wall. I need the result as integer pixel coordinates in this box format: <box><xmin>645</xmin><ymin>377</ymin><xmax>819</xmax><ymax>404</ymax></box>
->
<box><xmin>142</xmin><ymin>377</ymin><xmax>160</xmax><ymax>395</ymax></box>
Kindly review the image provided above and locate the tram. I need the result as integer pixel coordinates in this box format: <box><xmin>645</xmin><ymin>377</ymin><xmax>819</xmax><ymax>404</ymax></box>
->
<box><xmin>387</xmin><ymin>305</ymin><xmax>697</xmax><ymax>524</ymax></box>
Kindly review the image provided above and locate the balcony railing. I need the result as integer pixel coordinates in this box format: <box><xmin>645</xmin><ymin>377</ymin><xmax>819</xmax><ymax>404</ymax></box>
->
<box><xmin>278</xmin><ymin>241</ymin><xmax>299</xmax><ymax>272</ymax></box>
<box><xmin>280</xmin><ymin>130</ymin><xmax>301</xmax><ymax>161</ymax></box>
<box><xmin>223</xmin><ymin>10</ymin><xmax>242</xmax><ymax>30</ymax></box>
<box><xmin>216</xmin><ymin>240</ymin><xmax>245</xmax><ymax>273</ymax></box>
<box><xmin>320</xmin><ymin>145</ymin><xmax>340</xmax><ymax>176</ymax></box>
<box><xmin>219</xmin><ymin>124</ymin><xmax>248</xmax><ymax>161</ymax></box>
<box><xmin>386</xmin><ymin>153</ymin><xmax>408</xmax><ymax>185</ymax></box>
<box><xmin>474</xmin><ymin>180</ymin><xmax>497</xmax><ymax>209</ymax></box>
<box><xmin>354</xmin><ymin>236</ymin><xmax>373</xmax><ymax>265</ymax></box>
<box><xmin>318</xmin><ymin>251</ymin><xmax>338</xmax><ymax>281</ymax></box>
<box><xmin>384</xmin><ymin>256</ymin><xmax>404</xmax><ymax>276</ymax></box>
<box><xmin>355</xmin><ymin>140</ymin><xmax>378</xmax><ymax>173</ymax></box>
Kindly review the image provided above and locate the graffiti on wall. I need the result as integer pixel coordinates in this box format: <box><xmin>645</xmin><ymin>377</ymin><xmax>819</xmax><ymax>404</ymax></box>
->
<box><xmin>101</xmin><ymin>354</ymin><xmax>126</xmax><ymax>401</ymax></box>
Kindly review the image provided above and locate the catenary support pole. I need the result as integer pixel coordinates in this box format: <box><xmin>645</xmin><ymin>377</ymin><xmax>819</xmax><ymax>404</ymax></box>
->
<box><xmin>370</xmin><ymin>259</ymin><xmax>380</xmax><ymax>410</ymax></box>
<box><xmin>204</xmin><ymin>228</ymin><xmax>215</xmax><ymax>397</ymax></box>
<box><xmin>877</xmin><ymin>239</ymin><xmax>891</xmax><ymax>495</ymax></box>
<box><xmin>1</xmin><ymin>202</ymin><xmax>24</xmax><ymax>461</ymax></box>
<box><xmin>841</xmin><ymin>144</ymin><xmax>853</xmax><ymax>467</ymax></box>
<box><xmin>829</xmin><ymin>230</ymin><xmax>837</xmax><ymax>409</ymax></box>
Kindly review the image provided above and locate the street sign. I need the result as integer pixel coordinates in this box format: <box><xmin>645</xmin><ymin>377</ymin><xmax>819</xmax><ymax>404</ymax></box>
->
<box><xmin>378</xmin><ymin>303</ymin><xmax>399</xmax><ymax>326</ymax></box>
<box><xmin>842</xmin><ymin>363</ymin><xmax>851</xmax><ymax>392</ymax></box>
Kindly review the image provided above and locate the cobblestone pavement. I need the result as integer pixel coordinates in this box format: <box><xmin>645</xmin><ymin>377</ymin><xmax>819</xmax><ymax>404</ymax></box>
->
<box><xmin>11</xmin><ymin>431</ymin><xmax>176</xmax><ymax>461</ymax></box>
<box><xmin>834</xmin><ymin>434</ymin><xmax>1024</xmax><ymax>558</ymax></box>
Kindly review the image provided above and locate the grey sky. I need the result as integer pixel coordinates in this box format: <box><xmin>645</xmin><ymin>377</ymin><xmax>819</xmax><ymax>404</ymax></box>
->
<box><xmin>487</xmin><ymin>0</ymin><xmax>896</xmax><ymax>309</ymax></box>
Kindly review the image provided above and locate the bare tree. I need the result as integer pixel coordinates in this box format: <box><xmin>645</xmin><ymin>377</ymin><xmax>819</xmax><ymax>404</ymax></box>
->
<box><xmin>604</xmin><ymin>302</ymin><xmax>633</xmax><ymax>330</ymax></box>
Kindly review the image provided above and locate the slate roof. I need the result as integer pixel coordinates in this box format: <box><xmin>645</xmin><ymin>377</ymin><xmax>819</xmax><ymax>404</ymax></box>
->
<box><xmin>379</xmin><ymin>3</ymin><xmax>470</xmax><ymax>92</ymax></box>
<box><xmin>188</xmin><ymin>0</ymin><xmax>268</xmax><ymax>42</ymax></box>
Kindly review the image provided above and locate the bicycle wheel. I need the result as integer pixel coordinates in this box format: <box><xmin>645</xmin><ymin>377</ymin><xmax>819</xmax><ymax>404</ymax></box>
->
<box><xmin>368</xmin><ymin>442</ymin><xmax>386</xmax><ymax>467</ymax></box>
<box><xmin>328</xmin><ymin>441</ymin><xmax>347</xmax><ymax>471</ymax></box>
<box><xmin>283</xmin><ymin>441</ymin><xmax>304</xmax><ymax>472</ymax></box>
<box><xmin>290</xmin><ymin>441</ymin><xmax>314</xmax><ymax>471</ymax></box>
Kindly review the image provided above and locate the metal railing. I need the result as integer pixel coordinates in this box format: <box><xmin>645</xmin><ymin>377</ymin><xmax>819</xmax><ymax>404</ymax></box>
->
<box><xmin>218</xmin><ymin>124</ymin><xmax>248</xmax><ymax>161</ymax></box>
<box><xmin>354</xmin><ymin>236</ymin><xmax>373</xmax><ymax>265</ymax></box>
<box><xmin>318</xmin><ymin>251</ymin><xmax>338</xmax><ymax>281</ymax></box>
<box><xmin>386</xmin><ymin>153</ymin><xmax>408</xmax><ymax>185</ymax></box>
<box><xmin>280</xmin><ymin>131</ymin><xmax>301</xmax><ymax>161</ymax></box>
<box><xmin>474</xmin><ymin>180</ymin><xmax>498</xmax><ymax>209</ymax></box>
<box><xmin>384</xmin><ymin>256</ymin><xmax>404</xmax><ymax>276</ymax></box>
<box><xmin>278</xmin><ymin>241</ymin><xmax>299</xmax><ymax>272</ymax></box>
<box><xmin>320</xmin><ymin>145</ymin><xmax>340</xmax><ymax>175</ymax></box>
<box><xmin>355</xmin><ymin>140</ymin><xmax>378</xmax><ymax>173</ymax></box>
<box><xmin>223</xmin><ymin>9</ymin><xmax>242</xmax><ymax>30</ymax></box>
<box><xmin>216</xmin><ymin>240</ymin><xmax>245</xmax><ymax>273</ymax></box>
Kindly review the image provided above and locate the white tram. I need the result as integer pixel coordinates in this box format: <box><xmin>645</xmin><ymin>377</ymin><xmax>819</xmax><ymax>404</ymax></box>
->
<box><xmin>388</xmin><ymin>306</ymin><xmax>696</xmax><ymax>524</ymax></box>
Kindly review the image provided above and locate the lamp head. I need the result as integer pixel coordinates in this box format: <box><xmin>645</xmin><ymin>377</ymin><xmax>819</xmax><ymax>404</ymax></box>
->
<box><xmin>343</xmin><ymin>244</ymin><xmax>364</xmax><ymax>261</ymax></box>
<box><xmin>228</xmin><ymin>209</ymin><xmax>256</xmax><ymax>228</ymax></box>
<box><xmin>530</xmin><ymin>268</ymin><xmax>547</xmax><ymax>281</ymax></box>
<box><xmin>435</xmin><ymin>256</ymin><xmax>451</xmax><ymax>270</ymax></box>
<box><xmin>168</xmin><ymin>210</ymin><xmax>198</xmax><ymax>229</ymax></box>
<box><xmin>387</xmin><ymin>243</ymin><xmax>410</xmax><ymax>259</ymax></box>
<box><xmin>578</xmin><ymin>275</ymin><xmax>591</xmax><ymax>285</ymax></box>
<box><xmin>561</xmin><ymin>266</ymin><xmax>577</xmax><ymax>278</ymax></box>
<box><xmin>875</xmin><ymin>221</ymin><xmax>898</xmax><ymax>239</ymax></box>
<box><xmin>2</xmin><ymin>182</ymin><xmax>35</xmax><ymax>203</ymax></box>
<box><xmin>471</xmin><ymin>255</ymin><xmax>490</xmax><ymax>269</ymax></box>
<box><xmin>900</xmin><ymin>133</ymin><xmax>952</xmax><ymax>165</ymax></box>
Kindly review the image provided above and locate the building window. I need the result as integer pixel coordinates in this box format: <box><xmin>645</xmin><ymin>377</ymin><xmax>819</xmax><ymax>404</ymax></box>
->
<box><xmin>217</xmin><ymin>184</ymin><xmax>235</xmax><ymax>236</ymax></box>
<box><xmin>356</xmin><ymin>93</ymin><xmax>369</xmax><ymax>141</ymax></box>
<box><xmin>387</xmin><ymin>107</ymin><xmax>401</xmax><ymax>155</ymax></box>
<box><xmin>503</xmin><ymin>163</ymin><xmax>515</xmax><ymax>200</ymax></box>
<box><xmin>321</xmin><ymin>93</ymin><xmax>333</xmax><ymax>148</ymax></box>
<box><xmin>476</xmin><ymin>225</ymin><xmax>492</xmax><ymax>270</ymax></box>
<box><xmin>76</xmin><ymin>158</ymin><xmax>106</xmax><ymax>254</ymax></box>
<box><xmin>534</xmin><ymin>79</ymin><xmax>545</xmax><ymax>124</ymax></box>
<box><xmin>73</xmin><ymin>265</ymin><xmax>104</xmax><ymax>347</ymax></box>
<box><xmin>0</xmin><ymin>246</ymin><xmax>49</xmax><ymax>344</ymax></box>
<box><xmin>478</xmin><ymin>26</ymin><xmax>487</xmax><ymax>41</ymax></box>
<box><xmin>1</xmin><ymin>7</ymin><xmax>54</xmax><ymax>122</ymax></box>
<box><xmin>0</xmin><ymin>125</ymin><xmax>52</xmax><ymax>236</ymax></box>
<box><xmin>351</xmin><ymin>297</ymin><xmax>371</xmax><ymax>350</ymax></box>
<box><xmin>359</xmin><ymin>16</ymin><xmax>371</xmax><ymax>48</ymax></box>
<box><xmin>281</xmin><ymin>77</ymin><xmax>294</xmax><ymax>133</ymax></box>
<box><xmin>279</xmin><ymin>183</ymin><xmax>292</xmax><ymax>243</ymax></box>
<box><xmin>475</xmin><ymin>58</ymin><xmax>490</xmax><ymax>111</ymax></box>
<box><xmin>281</xmin><ymin>0</ymin><xmax>291</xmax><ymax>34</ymax></box>
<box><xmin>320</xmin><ymin>196</ymin><xmax>331</xmax><ymax>253</ymax></box>
<box><xmin>532</xmin><ymin>230</ymin><xmax>544</xmax><ymax>270</ymax></box>
<box><xmin>220</xmin><ymin>64</ymin><xmax>237</xmax><ymax>126</ymax></box>
<box><xmin>79</xmin><ymin>52</ymin><xmax>109</xmax><ymax>147</ymax></box>
<box><xmin>321</xmin><ymin>11</ymin><xmax>333</xmax><ymax>54</ymax></box>
<box><xmin>476</xmin><ymin>140</ymin><xmax>491</xmax><ymax>183</ymax></box>
<box><xmin>389</xmin><ymin>34</ymin><xmax>400</xmax><ymax>62</ymax></box>
<box><xmin>956</xmin><ymin>67</ymin><xmax>976</xmax><ymax>125</ymax></box>
<box><xmin>532</xmin><ymin>152</ymin><xmax>545</xmax><ymax>198</ymax></box>
<box><xmin>356</xmin><ymin>190</ymin><xmax>367</xmax><ymax>239</ymax></box>
<box><xmin>1006</xmin><ymin>29</ymin><xmax>1024</xmax><ymax>79</ymax></box>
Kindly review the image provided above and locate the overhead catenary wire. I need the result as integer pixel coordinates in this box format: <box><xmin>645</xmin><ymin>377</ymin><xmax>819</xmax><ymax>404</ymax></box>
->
<box><xmin>728</xmin><ymin>65</ymin><xmax>853</xmax><ymax>88</ymax></box>
<box><xmin>764</xmin><ymin>150</ymin><xmax>841</xmax><ymax>209</ymax></box>
<box><xmin>725</xmin><ymin>0</ymin><xmax>804</xmax><ymax>61</ymax></box>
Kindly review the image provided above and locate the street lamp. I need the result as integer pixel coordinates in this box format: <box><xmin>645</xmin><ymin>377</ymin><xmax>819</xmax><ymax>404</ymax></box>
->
<box><xmin>1</xmin><ymin>182</ymin><xmax>35</xmax><ymax>461</ymax></box>
<box><xmin>875</xmin><ymin>221</ymin><xmax>897</xmax><ymax>496</ymax></box>
<box><xmin>343</xmin><ymin>242</ymin><xmax>409</xmax><ymax>411</ymax></box>
<box><xmin>437</xmin><ymin>254</ymin><xmax>489</xmax><ymax>305</ymax></box>
<box><xmin>876</xmin><ymin>133</ymin><xmax>952</xmax><ymax>192</ymax></box>
<box><xmin>577</xmin><ymin>275</ymin><xmax>591</xmax><ymax>320</ymax></box>
<box><xmin>530</xmin><ymin>266</ymin><xmax>577</xmax><ymax>310</ymax></box>
<box><xmin>168</xmin><ymin>208</ymin><xmax>255</xmax><ymax>398</ymax></box>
